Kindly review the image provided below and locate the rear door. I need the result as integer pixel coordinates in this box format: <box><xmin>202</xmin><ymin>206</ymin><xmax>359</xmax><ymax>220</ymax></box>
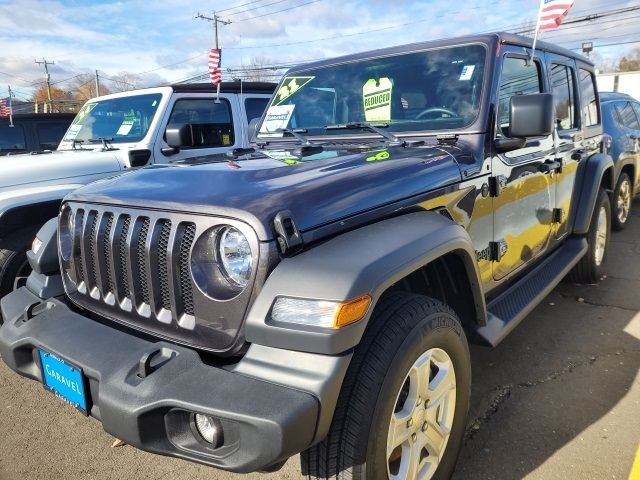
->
<box><xmin>546</xmin><ymin>55</ymin><xmax>581</xmax><ymax>239</ymax></box>
<box><xmin>492</xmin><ymin>48</ymin><xmax>556</xmax><ymax>281</ymax></box>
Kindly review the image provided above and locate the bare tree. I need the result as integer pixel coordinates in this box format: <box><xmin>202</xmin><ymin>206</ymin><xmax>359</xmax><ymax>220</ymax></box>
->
<box><xmin>70</xmin><ymin>74</ymin><xmax>111</xmax><ymax>101</ymax></box>
<box><xmin>108</xmin><ymin>71</ymin><xmax>144</xmax><ymax>92</ymax></box>
<box><xmin>233</xmin><ymin>55</ymin><xmax>283</xmax><ymax>82</ymax></box>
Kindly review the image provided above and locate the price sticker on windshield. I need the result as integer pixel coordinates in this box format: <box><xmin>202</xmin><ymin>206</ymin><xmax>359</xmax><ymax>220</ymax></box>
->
<box><xmin>275</xmin><ymin>76</ymin><xmax>315</xmax><ymax>105</ymax></box>
<box><xmin>260</xmin><ymin>104</ymin><xmax>296</xmax><ymax>136</ymax></box>
<box><xmin>363</xmin><ymin>77</ymin><xmax>393</xmax><ymax>122</ymax></box>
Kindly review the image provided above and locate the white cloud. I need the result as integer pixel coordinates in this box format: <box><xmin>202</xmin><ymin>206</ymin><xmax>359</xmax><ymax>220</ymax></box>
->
<box><xmin>0</xmin><ymin>0</ymin><xmax>637</xmax><ymax>97</ymax></box>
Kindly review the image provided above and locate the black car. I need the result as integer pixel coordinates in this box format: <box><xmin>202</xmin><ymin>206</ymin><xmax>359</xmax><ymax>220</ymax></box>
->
<box><xmin>0</xmin><ymin>113</ymin><xmax>75</xmax><ymax>155</ymax></box>
<box><xmin>600</xmin><ymin>92</ymin><xmax>640</xmax><ymax>229</ymax></box>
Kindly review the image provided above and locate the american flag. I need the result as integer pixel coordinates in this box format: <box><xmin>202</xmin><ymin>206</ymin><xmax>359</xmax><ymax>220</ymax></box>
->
<box><xmin>539</xmin><ymin>0</ymin><xmax>575</xmax><ymax>31</ymax></box>
<box><xmin>0</xmin><ymin>97</ymin><xmax>11</xmax><ymax>117</ymax></box>
<box><xmin>209</xmin><ymin>49</ymin><xmax>222</xmax><ymax>86</ymax></box>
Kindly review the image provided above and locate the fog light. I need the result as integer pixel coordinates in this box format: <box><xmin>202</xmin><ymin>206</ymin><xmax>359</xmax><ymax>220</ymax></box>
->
<box><xmin>194</xmin><ymin>414</ymin><xmax>223</xmax><ymax>448</ymax></box>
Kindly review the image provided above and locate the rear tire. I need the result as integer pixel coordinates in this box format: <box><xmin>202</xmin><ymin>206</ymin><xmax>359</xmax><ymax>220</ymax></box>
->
<box><xmin>569</xmin><ymin>188</ymin><xmax>611</xmax><ymax>284</ymax></box>
<box><xmin>612</xmin><ymin>172</ymin><xmax>632</xmax><ymax>231</ymax></box>
<box><xmin>301</xmin><ymin>292</ymin><xmax>471</xmax><ymax>480</ymax></box>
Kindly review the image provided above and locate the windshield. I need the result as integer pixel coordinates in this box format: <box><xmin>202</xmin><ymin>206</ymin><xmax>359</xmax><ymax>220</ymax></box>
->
<box><xmin>259</xmin><ymin>44</ymin><xmax>486</xmax><ymax>137</ymax></box>
<box><xmin>63</xmin><ymin>93</ymin><xmax>162</xmax><ymax>144</ymax></box>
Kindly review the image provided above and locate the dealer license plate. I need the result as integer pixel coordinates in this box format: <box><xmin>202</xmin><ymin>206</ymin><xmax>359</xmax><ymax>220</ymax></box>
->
<box><xmin>38</xmin><ymin>349</ymin><xmax>88</xmax><ymax>414</ymax></box>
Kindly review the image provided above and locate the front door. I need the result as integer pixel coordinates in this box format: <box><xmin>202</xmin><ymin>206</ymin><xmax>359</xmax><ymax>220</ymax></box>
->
<box><xmin>492</xmin><ymin>50</ymin><xmax>556</xmax><ymax>281</ymax></box>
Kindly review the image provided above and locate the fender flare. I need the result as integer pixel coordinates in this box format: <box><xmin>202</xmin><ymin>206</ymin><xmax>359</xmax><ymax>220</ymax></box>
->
<box><xmin>572</xmin><ymin>153</ymin><xmax>614</xmax><ymax>236</ymax></box>
<box><xmin>0</xmin><ymin>184</ymin><xmax>80</xmax><ymax>237</ymax></box>
<box><xmin>245</xmin><ymin>211</ymin><xmax>487</xmax><ymax>355</ymax></box>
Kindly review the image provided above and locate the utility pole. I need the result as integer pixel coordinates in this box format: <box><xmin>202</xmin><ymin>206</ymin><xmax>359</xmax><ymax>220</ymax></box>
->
<box><xmin>195</xmin><ymin>12</ymin><xmax>231</xmax><ymax>99</ymax></box>
<box><xmin>95</xmin><ymin>70</ymin><xmax>100</xmax><ymax>97</ymax></box>
<box><xmin>35</xmin><ymin>58</ymin><xmax>55</xmax><ymax>112</ymax></box>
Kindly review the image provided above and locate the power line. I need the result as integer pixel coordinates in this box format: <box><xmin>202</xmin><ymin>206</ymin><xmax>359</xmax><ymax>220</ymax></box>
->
<box><xmin>226</xmin><ymin>0</ymin><xmax>292</xmax><ymax>17</ymax></box>
<box><xmin>216</xmin><ymin>0</ymin><xmax>267</xmax><ymax>14</ymax></box>
<box><xmin>233</xmin><ymin>0</ymin><xmax>323</xmax><ymax>23</ymax></box>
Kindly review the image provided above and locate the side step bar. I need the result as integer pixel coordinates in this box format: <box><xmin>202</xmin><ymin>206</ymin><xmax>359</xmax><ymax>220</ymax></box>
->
<box><xmin>476</xmin><ymin>237</ymin><xmax>588</xmax><ymax>347</ymax></box>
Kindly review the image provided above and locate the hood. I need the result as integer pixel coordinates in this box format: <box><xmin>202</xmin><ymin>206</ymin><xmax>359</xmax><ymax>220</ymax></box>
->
<box><xmin>66</xmin><ymin>144</ymin><xmax>464</xmax><ymax>241</ymax></box>
<box><xmin>0</xmin><ymin>148</ymin><xmax>122</xmax><ymax>191</ymax></box>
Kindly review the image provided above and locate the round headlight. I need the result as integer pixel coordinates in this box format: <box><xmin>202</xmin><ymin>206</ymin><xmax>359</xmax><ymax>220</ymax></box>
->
<box><xmin>191</xmin><ymin>225</ymin><xmax>253</xmax><ymax>300</ymax></box>
<box><xmin>218</xmin><ymin>227</ymin><xmax>252</xmax><ymax>287</ymax></box>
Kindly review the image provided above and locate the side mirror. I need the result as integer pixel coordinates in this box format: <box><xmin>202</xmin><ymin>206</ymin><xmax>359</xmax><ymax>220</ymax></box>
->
<box><xmin>509</xmin><ymin>93</ymin><xmax>554</xmax><ymax>138</ymax></box>
<box><xmin>248</xmin><ymin>118</ymin><xmax>260</xmax><ymax>144</ymax></box>
<box><xmin>165</xmin><ymin>123</ymin><xmax>195</xmax><ymax>149</ymax></box>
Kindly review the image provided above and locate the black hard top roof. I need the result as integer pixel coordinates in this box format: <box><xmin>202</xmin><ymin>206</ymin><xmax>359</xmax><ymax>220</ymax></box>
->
<box><xmin>0</xmin><ymin>113</ymin><xmax>76</xmax><ymax>121</ymax></box>
<box><xmin>287</xmin><ymin>32</ymin><xmax>592</xmax><ymax>73</ymax></box>
<box><xmin>170</xmin><ymin>81</ymin><xmax>276</xmax><ymax>94</ymax></box>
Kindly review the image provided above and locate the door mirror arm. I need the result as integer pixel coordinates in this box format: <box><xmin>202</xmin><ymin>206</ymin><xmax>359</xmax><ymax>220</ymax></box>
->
<box><xmin>495</xmin><ymin>137</ymin><xmax>527</xmax><ymax>153</ymax></box>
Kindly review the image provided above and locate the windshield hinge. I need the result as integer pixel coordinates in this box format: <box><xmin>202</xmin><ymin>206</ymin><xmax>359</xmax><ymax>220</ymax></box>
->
<box><xmin>436</xmin><ymin>134</ymin><xmax>459</xmax><ymax>146</ymax></box>
<box><xmin>273</xmin><ymin>210</ymin><xmax>303</xmax><ymax>256</ymax></box>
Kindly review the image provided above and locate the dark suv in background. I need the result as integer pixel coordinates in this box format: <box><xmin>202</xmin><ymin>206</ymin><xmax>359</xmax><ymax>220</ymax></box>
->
<box><xmin>600</xmin><ymin>92</ymin><xmax>640</xmax><ymax>230</ymax></box>
<box><xmin>0</xmin><ymin>113</ymin><xmax>75</xmax><ymax>155</ymax></box>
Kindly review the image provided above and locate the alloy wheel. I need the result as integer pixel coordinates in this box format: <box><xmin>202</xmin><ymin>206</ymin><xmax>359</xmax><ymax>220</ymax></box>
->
<box><xmin>594</xmin><ymin>205</ymin><xmax>608</xmax><ymax>266</ymax></box>
<box><xmin>387</xmin><ymin>348</ymin><xmax>457</xmax><ymax>480</ymax></box>
<box><xmin>616</xmin><ymin>178</ymin><xmax>632</xmax><ymax>225</ymax></box>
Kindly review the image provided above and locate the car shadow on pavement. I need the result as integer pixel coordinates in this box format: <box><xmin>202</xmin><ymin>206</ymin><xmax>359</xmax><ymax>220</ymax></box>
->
<box><xmin>453</xmin><ymin>199</ymin><xmax>640</xmax><ymax>480</ymax></box>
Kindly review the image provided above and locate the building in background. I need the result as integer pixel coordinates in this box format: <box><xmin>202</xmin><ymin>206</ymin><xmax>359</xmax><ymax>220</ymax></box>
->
<box><xmin>597</xmin><ymin>71</ymin><xmax>640</xmax><ymax>100</ymax></box>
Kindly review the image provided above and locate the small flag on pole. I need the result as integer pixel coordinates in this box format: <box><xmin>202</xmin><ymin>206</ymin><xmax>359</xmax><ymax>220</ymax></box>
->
<box><xmin>0</xmin><ymin>97</ymin><xmax>12</xmax><ymax>117</ymax></box>
<box><xmin>208</xmin><ymin>49</ymin><xmax>222</xmax><ymax>85</ymax></box>
<box><xmin>539</xmin><ymin>0</ymin><xmax>575</xmax><ymax>31</ymax></box>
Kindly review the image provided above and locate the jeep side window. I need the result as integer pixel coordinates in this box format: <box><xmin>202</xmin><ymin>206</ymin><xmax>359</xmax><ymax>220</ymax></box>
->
<box><xmin>37</xmin><ymin>122</ymin><xmax>69</xmax><ymax>150</ymax></box>
<box><xmin>0</xmin><ymin>124</ymin><xmax>27</xmax><ymax>153</ymax></box>
<box><xmin>244</xmin><ymin>98</ymin><xmax>269</xmax><ymax>123</ymax></box>
<box><xmin>615</xmin><ymin>102</ymin><xmax>640</xmax><ymax>130</ymax></box>
<box><xmin>497</xmin><ymin>57</ymin><xmax>542</xmax><ymax>138</ymax></box>
<box><xmin>578</xmin><ymin>69</ymin><xmax>599</xmax><ymax>127</ymax></box>
<box><xmin>550</xmin><ymin>64</ymin><xmax>576</xmax><ymax>131</ymax></box>
<box><xmin>168</xmin><ymin>98</ymin><xmax>235</xmax><ymax>148</ymax></box>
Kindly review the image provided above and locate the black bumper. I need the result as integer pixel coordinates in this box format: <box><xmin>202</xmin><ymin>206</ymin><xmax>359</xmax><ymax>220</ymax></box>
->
<box><xmin>0</xmin><ymin>289</ymin><xmax>319</xmax><ymax>473</ymax></box>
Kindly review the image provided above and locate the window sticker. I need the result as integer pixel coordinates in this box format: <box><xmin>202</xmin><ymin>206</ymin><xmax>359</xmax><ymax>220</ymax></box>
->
<box><xmin>275</xmin><ymin>76</ymin><xmax>315</xmax><ymax>105</ymax></box>
<box><xmin>260</xmin><ymin>104</ymin><xmax>296</xmax><ymax>136</ymax></box>
<box><xmin>459</xmin><ymin>65</ymin><xmax>476</xmax><ymax>81</ymax></box>
<box><xmin>63</xmin><ymin>124</ymin><xmax>82</xmax><ymax>140</ymax></box>
<box><xmin>116</xmin><ymin>120</ymin><xmax>134</xmax><ymax>136</ymax></box>
<box><xmin>362</xmin><ymin>77</ymin><xmax>393</xmax><ymax>122</ymax></box>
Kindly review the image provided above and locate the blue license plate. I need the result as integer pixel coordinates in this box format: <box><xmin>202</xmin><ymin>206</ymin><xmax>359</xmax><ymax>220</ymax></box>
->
<box><xmin>38</xmin><ymin>350</ymin><xmax>88</xmax><ymax>414</ymax></box>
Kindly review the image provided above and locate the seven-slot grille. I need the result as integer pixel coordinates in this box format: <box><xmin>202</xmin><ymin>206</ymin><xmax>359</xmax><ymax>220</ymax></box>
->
<box><xmin>63</xmin><ymin>205</ymin><xmax>197</xmax><ymax>328</ymax></box>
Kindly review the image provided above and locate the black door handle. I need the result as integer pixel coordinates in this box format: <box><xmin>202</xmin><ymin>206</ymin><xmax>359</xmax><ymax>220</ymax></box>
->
<box><xmin>539</xmin><ymin>160</ymin><xmax>562</xmax><ymax>173</ymax></box>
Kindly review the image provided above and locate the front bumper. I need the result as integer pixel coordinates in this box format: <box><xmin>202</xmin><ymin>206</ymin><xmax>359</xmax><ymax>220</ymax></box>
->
<box><xmin>0</xmin><ymin>289</ymin><xmax>319</xmax><ymax>473</ymax></box>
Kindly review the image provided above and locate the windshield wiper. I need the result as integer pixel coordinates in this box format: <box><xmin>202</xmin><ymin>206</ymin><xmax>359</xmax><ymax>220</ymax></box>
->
<box><xmin>325</xmin><ymin>122</ymin><xmax>405</xmax><ymax>146</ymax></box>
<box><xmin>87</xmin><ymin>137</ymin><xmax>118</xmax><ymax>151</ymax></box>
<box><xmin>275</xmin><ymin>128</ymin><xmax>323</xmax><ymax>155</ymax></box>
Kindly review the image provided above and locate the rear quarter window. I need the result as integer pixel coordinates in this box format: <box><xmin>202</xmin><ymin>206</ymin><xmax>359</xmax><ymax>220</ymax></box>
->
<box><xmin>578</xmin><ymin>69</ymin><xmax>599</xmax><ymax>127</ymax></box>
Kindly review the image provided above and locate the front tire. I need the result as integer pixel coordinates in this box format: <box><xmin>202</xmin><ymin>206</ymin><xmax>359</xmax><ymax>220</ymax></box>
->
<box><xmin>569</xmin><ymin>188</ymin><xmax>611</xmax><ymax>284</ymax></box>
<box><xmin>0</xmin><ymin>229</ymin><xmax>36</xmax><ymax>301</ymax></box>
<box><xmin>302</xmin><ymin>292</ymin><xmax>471</xmax><ymax>480</ymax></box>
<box><xmin>612</xmin><ymin>172</ymin><xmax>632</xmax><ymax>231</ymax></box>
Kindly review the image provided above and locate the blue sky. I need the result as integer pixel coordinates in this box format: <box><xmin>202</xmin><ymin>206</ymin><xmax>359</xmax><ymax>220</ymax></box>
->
<box><xmin>0</xmin><ymin>0</ymin><xmax>637</xmax><ymax>99</ymax></box>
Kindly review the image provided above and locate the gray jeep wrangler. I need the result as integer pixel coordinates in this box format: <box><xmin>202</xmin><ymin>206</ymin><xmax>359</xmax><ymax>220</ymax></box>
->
<box><xmin>0</xmin><ymin>33</ymin><xmax>613</xmax><ymax>479</ymax></box>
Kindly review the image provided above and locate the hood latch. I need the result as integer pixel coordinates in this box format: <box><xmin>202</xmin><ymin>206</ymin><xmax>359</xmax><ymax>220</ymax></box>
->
<box><xmin>273</xmin><ymin>210</ymin><xmax>304</xmax><ymax>256</ymax></box>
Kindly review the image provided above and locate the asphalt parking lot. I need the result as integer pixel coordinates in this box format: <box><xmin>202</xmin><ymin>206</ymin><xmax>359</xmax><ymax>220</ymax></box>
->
<box><xmin>1</xmin><ymin>203</ymin><xmax>639</xmax><ymax>480</ymax></box>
